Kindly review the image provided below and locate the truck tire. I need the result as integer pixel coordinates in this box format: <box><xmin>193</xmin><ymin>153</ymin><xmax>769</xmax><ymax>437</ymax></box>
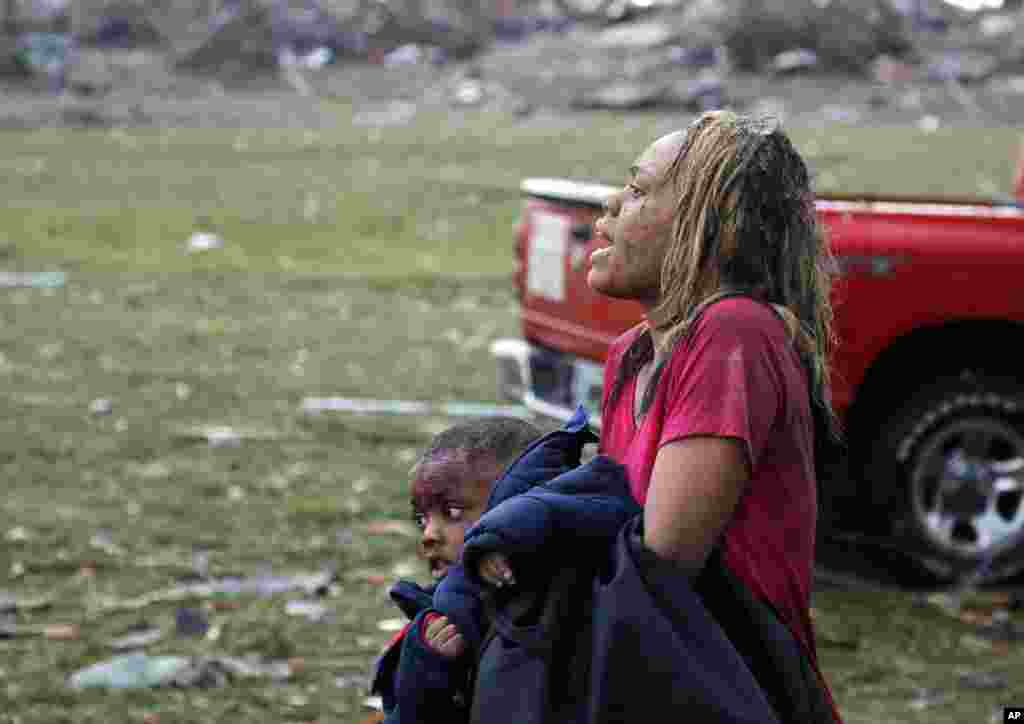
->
<box><xmin>868</xmin><ymin>375</ymin><xmax>1024</xmax><ymax>583</ymax></box>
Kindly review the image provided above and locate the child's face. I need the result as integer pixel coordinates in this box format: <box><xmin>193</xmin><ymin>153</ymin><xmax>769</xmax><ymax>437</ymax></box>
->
<box><xmin>410</xmin><ymin>450</ymin><xmax>498</xmax><ymax>581</ymax></box>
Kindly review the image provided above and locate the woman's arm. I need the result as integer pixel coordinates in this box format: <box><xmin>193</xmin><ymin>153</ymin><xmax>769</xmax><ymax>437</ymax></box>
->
<box><xmin>476</xmin><ymin>436</ymin><xmax>747</xmax><ymax>584</ymax></box>
<box><xmin>643</xmin><ymin>435</ymin><xmax>749</xmax><ymax>574</ymax></box>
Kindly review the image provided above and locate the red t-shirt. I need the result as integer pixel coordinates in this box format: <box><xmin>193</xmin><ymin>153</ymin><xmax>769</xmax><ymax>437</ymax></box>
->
<box><xmin>600</xmin><ymin>297</ymin><xmax>820</xmax><ymax>664</ymax></box>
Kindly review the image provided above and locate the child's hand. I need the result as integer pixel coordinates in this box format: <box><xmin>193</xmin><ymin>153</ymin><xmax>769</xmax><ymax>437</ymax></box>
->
<box><xmin>422</xmin><ymin>613</ymin><xmax>467</xmax><ymax>659</ymax></box>
<box><xmin>477</xmin><ymin>552</ymin><xmax>516</xmax><ymax>588</ymax></box>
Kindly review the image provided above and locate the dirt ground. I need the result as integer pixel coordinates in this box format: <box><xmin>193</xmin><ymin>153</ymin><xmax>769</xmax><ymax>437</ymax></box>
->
<box><xmin>2</xmin><ymin>33</ymin><xmax>1024</xmax><ymax>131</ymax></box>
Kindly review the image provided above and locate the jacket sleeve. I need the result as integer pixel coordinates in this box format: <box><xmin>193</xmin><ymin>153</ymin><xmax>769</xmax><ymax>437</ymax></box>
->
<box><xmin>485</xmin><ymin>405</ymin><xmax>597</xmax><ymax>507</ymax></box>
<box><xmin>584</xmin><ymin>517</ymin><xmax>784</xmax><ymax>724</ymax></box>
<box><xmin>462</xmin><ymin>455</ymin><xmax>641</xmax><ymax>584</ymax></box>
<box><xmin>382</xmin><ymin>609</ymin><xmax>471</xmax><ymax>724</ymax></box>
<box><xmin>370</xmin><ymin>580</ymin><xmax>437</xmax><ymax>714</ymax></box>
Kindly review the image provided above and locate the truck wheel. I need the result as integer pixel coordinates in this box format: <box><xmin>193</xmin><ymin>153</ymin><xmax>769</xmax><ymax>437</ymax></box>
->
<box><xmin>868</xmin><ymin>375</ymin><xmax>1024</xmax><ymax>583</ymax></box>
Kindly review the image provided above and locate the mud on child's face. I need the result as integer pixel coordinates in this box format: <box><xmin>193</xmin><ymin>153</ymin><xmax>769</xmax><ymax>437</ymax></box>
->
<box><xmin>410</xmin><ymin>450</ymin><xmax>497</xmax><ymax>581</ymax></box>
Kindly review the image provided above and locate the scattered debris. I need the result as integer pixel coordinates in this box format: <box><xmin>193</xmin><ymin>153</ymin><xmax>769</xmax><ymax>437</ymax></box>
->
<box><xmin>364</xmin><ymin>695</ymin><xmax>384</xmax><ymax>712</ymax></box>
<box><xmin>920</xmin><ymin>588</ymin><xmax>1024</xmax><ymax>643</ymax></box>
<box><xmin>300</xmin><ymin>396</ymin><xmax>529</xmax><ymax>418</ymax></box>
<box><xmin>205</xmin><ymin>426</ymin><xmax>241</xmax><ymax>447</ymax></box>
<box><xmin>344</xmin><ymin>569</ymin><xmax>392</xmax><ymax>585</ymax></box>
<box><xmin>713</xmin><ymin>0</ymin><xmax>912</xmax><ymax>73</ymax></box>
<box><xmin>917</xmin><ymin>114</ymin><xmax>940</xmax><ymax>133</ymax></box>
<box><xmin>820</xmin><ymin>104</ymin><xmax>863</xmax><ymax>124</ymax></box>
<box><xmin>668</xmin><ymin>44</ymin><xmax>722</xmax><ymax>68</ymax></box>
<box><xmin>82</xmin><ymin>5</ymin><xmax>164</xmax><ymax>49</ymax></box>
<box><xmin>89</xmin><ymin>528</ymin><xmax>123</xmax><ymax>556</ymax></box>
<box><xmin>1</xmin><ymin>622</ymin><xmax>80</xmax><ymax>640</ymax></box>
<box><xmin>908</xmin><ymin>687</ymin><xmax>946</xmax><ymax>711</ymax></box>
<box><xmin>926</xmin><ymin>50</ymin><xmax>999</xmax><ymax>84</ymax></box>
<box><xmin>0</xmin><ymin>271</ymin><xmax>66</xmax><ymax>289</ymax></box>
<box><xmin>110</xmin><ymin>624</ymin><xmax>165</xmax><ymax>651</ymax></box>
<box><xmin>175</xmin><ymin>2</ymin><xmax>279</xmax><ymax>75</ymax></box>
<box><xmin>492</xmin><ymin>15</ymin><xmax>572</xmax><ymax>43</ymax></box>
<box><xmin>672</xmin><ymin>75</ymin><xmax>726</xmax><ymax>111</ymax></box>
<box><xmin>88</xmin><ymin>398</ymin><xmax>113</xmax><ymax>416</ymax></box>
<box><xmin>335</xmin><ymin>672</ymin><xmax>371</xmax><ymax>689</ymax></box>
<box><xmin>772</xmin><ymin>48</ymin><xmax>819</xmax><ymax>75</ymax></box>
<box><xmin>65</xmin><ymin>49</ymin><xmax>114</xmax><ymax>97</ymax></box>
<box><xmin>70</xmin><ymin>653</ymin><xmax>195</xmax><ymax>690</ymax></box>
<box><xmin>13</xmin><ymin>31</ymin><xmax>74</xmax><ymax>91</ymax></box>
<box><xmin>382</xmin><ymin>43</ymin><xmax>445</xmax><ymax>66</ymax></box>
<box><xmin>185</xmin><ymin>231</ymin><xmax>224</xmax><ymax>253</ymax></box>
<box><xmin>216</xmin><ymin>654</ymin><xmax>295</xmax><ymax>681</ymax></box>
<box><xmin>871</xmin><ymin>54</ymin><xmax>916</xmax><ymax>85</ymax></box>
<box><xmin>451</xmin><ymin>77</ymin><xmax>485</xmax><ymax>106</ymax></box>
<box><xmin>4</xmin><ymin>527</ymin><xmax>34</xmax><ymax>544</ymax></box>
<box><xmin>990</xmin><ymin>75</ymin><xmax>1024</xmax><ymax>95</ymax></box>
<box><xmin>0</xmin><ymin>591</ymin><xmax>53</xmax><ymax>613</ymax></box>
<box><xmin>175</xmin><ymin>606</ymin><xmax>210</xmax><ymax>637</ymax></box>
<box><xmin>571</xmin><ymin>81</ymin><xmax>671</xmax><ymax>110</ymax></box>
<box><xmin>173</xmin><ymin>425</ymin><xmax>288</xmax><ymax>447</ymax></box>
<box><xmin>285</xmin><ymin>599</ymin><xmax>330</xmax><ymax>622</ymax></box>
<box><xmin>43</xmin><ymin>623</ymin><xmax>80</xmax><ymax>640</ymax></box>
<box><xmin>957</xmin><ymin>669</ymin><xmax>1009</xmax><ymax>691</ymax></box>
<box><xmin>68</xmin><ymin>651</ymin><xmax>301</xmax><ymax>690</ymax></box>
<box><xmin>593</xmin><ymin>20</ymin><xmax>677</xmax><ymax>49</ymax></box>
<box><xmin>979</xmin><ymin>13</ymin><xmax>1017</xmax><ymax>39</ymax></box>
<box><xmin>91</xmin><ymin>569</ymin><xmax>334</xmax><ymax>613</ymax></box>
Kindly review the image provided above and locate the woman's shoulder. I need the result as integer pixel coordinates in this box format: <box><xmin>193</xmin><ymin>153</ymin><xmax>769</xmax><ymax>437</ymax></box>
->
<box><xmin>695</xmin><ymin>296</ymin><xmax>786</xmax><ymax>338</ymax></box>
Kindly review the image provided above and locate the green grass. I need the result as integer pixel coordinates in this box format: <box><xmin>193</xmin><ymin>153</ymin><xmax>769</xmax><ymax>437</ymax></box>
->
<box><xmin>1</xmin><ymin>104</ymin><xmax>1019</xmax><ymax>274</ymax></box>
<box><xmin>1</xmin><ymin>102</ymin><xmax>1023</xmax><ymax>723</ymax></box>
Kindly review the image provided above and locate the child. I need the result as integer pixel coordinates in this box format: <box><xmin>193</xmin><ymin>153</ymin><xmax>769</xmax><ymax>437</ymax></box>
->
<box><xmin>370</xmin><ymin>416</ymin><xmax>542</xmax><ymax>724</ymax></box>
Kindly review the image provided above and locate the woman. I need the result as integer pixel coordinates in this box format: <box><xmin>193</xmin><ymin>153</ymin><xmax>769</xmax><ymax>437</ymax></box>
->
<box><xmin>480</xmin><ymin>111</ymin><xmax>841</xmax><ymax>720</ymax></box>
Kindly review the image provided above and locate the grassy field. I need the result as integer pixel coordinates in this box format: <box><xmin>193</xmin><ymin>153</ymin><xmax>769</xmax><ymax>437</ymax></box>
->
<box><xmin>2</xmin><ymin>103</ymin><xmax>1019</xmax><ymax>275</ymax></box>
<box><xmin>1</xmin><ymin>103</ymin><xmax>1023</xmax><ymax>723</ymax></box>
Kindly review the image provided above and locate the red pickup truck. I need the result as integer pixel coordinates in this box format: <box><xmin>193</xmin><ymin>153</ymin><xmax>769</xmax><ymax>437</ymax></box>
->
<box><xmin>492</xmin><ymin>175</ymin><xmax>1024</xmax><ymax>584</ymax></box>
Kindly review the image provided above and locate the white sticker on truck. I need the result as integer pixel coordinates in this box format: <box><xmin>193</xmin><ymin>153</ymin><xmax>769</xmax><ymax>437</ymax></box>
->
<box><xmin>527</xmin><ymin>212</ymin><xmax>569</xmax><ymax>302</ymax></box>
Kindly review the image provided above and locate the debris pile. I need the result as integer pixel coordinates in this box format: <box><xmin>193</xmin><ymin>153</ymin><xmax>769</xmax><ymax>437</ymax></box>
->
<box><xmin>0</xmin><ymin>1</ymin><xmax>1022</xmax><ymax>125</ymax></box>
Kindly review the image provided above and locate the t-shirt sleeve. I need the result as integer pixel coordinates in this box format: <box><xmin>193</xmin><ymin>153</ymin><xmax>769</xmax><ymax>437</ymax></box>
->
<box><xmin>658</xmin><ymin>305</ymin><xmax>783</xmax><ymax>470</ymax></box>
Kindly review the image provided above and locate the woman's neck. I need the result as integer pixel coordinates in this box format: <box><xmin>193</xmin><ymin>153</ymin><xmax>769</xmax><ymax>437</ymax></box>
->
<box><xmin>641</xmin><ymin>297</ymin><xmax>668</xmax><ymax>356</ymax></box>
<box><xmin>645</xmin><ymin>323</ymin><xmax>670</xmax><ymax>361</ymax></box>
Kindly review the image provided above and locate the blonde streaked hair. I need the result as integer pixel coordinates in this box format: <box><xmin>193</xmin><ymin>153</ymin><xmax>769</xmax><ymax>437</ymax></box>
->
<box><xmin>649</xmin><ymin>111</ymin><xmax>838</xmax><ymax>433</ymax></box>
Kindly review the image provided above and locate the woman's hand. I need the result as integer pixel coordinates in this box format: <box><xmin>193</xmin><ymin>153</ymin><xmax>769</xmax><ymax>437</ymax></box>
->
<box><xmin>477</xmin><ymin>552</ymin><xmax>516</xmax><ymax>588</ymax></box>
<box><xmin>423</xmin><ymin>613</ymin><xmax>466</xmax><ymax>659</ymax></box>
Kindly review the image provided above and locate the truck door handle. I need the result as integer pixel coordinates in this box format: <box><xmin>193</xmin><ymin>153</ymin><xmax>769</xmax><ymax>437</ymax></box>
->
<box><xmin>570</xmin><ymin>223</ymin><xmax>592</xmax><ymax>242</ymax></box>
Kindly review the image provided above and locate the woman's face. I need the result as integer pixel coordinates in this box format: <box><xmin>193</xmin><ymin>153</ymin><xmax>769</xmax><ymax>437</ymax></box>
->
<box><xmin>587</xmin><ymin>131</ymin><xmax>688</xmax><ymax>307</ymax></box>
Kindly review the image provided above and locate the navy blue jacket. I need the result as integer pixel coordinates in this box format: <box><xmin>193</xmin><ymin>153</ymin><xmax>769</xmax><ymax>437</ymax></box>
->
<box><xmin>462</xmin><ymin>410</ymin><xmax>836</xmax><ymax>724</ymax></box>
<box><xmin>371</xmin><ymin>406</ymin><xmax>626</xmax><ymax>724</ymax></box>
<box><xmin>373</xmin><ymin>407</ymin><xmax>832</xmax><ymax>724</ymax></box>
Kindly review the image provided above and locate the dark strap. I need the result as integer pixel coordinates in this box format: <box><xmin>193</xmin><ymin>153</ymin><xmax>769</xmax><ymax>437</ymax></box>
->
<box><xmin>695</xmin><ymin>550</ymin><xmax>840</xmax><ymax>724</ymax></box>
